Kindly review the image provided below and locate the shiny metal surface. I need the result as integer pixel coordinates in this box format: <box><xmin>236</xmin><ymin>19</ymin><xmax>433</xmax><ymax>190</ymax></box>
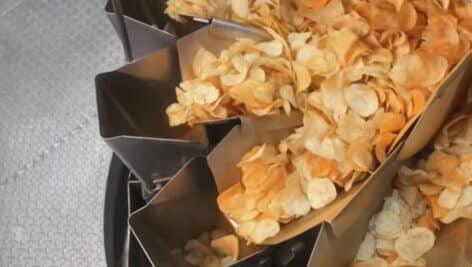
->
<box><xmin>96</xmin><ymin>47</ymin><xmax>209</xmax><ymax>190</ymax></box>
<box><xmin>0</xmin><ymin>0</ymin><xmax>123</xmax><ymax>265</ymax></box>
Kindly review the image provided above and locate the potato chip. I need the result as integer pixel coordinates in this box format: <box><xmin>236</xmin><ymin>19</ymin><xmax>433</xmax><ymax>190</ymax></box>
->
<box><xmin>219</xmin><ymin>256</ymin><xmax>235</xmax><ymax>267</ymax></box>
<box><xmin>391</xmin><ymin>257</ymin><xmax>427</xmax><ymax>267</ymax></box>
<box><xmin>193</xmin><ymin>48</ymin><xmax>219</xmax><ymax>78</ymax></box>
<box><xmin>356</xmin><ymin>232</ymin><xmax>376</xmax><ymax>261</ymax></box>
<box><xmin>320</xmin><ymin>72</ymin><xmax>347</xmax><ymax>118</ymax></box>
<box><xmin>426</xmin><ymin>150</ymin><xmax>461</xmax><ymax>176</ymax></box>
<box><xmin>337</xmin><ymin>111</ymin><xmax>376</xmax><ymax>143</ymax></box>
<box><xmin>344</xmin><ymin>83</ymin><xmax>379</xmax><ymax>118</ymax></box>
<box><xmin>375</xmin><ymin>132</ymin><xmax>397</xmax><ymax>162</ymax></box>
<box><xmin>456</xmin><ymin>186</ymin><xmax>472</xmax><ymax>207</ymax></box>
<box><xmin>416</xmin><ymin>209</ymin><xmax>440</xmax><ymax>232</ymax></box>
<box><xmin>184</xmin><ymin>239</ymin><xmax>215</xmax><ymax>266</ymax></box>
<box><xmin>353</xmin><ymin>256</ymin><xmax>389</xmax><ymax>267</ymax></box>
<box><xmin>231</xmin><ymin>0</ymin><xmax>250</xmax><ymax>18</ymax></box>
<box><xmin>288</xmin><ymin>32</ymin><xmax>312</xmax><ymax>51</ymax></box>
<box><xmin>235</xmin><ymin>220</ymin><xmax>256</xmax><ymax>242</ymax></box>
<box><xmin>306</xmin><ymin>49</ymin><xmax>340</xmax><ymax>77</ymax></box>
<box><xmin>305</xmin><ymin>136</ymin><xmax>346</xmax><ymax>162</ymax></box>
<box><xmin>248</xmin><ymin>218</ymin><xmax>280</xmax><ymax>244</ymax></box>
<box><xmin>166</xmin><ymin>103</ymin><xmax>192</xmax><ymax>127</ymax></box>
<box><xmin>241</xmin><ymin>160</ymin><xmax>269</xmax><ymax>189</ymax></box>
<box><xmin>437</xmin><ymin>188</ymin><xmax>462</xmax><ymax>209</ymax></box>
<box><xmin>308</xmin><ymin>152</ymin><xmax>339</xmax><ymax>177</ymax></box>
<box><xmin>326</xmin><ymin>28</ymin><xmax>359</xmax><ymax>65</ymax></box>
<box><xmin>292</xmin><ymin>61</ymin><xmax>312</xmax><ymax>93</ymax></box>
<box><xmin>394</xmin><ymin>227</ymin><xmax>435</xmax><ymax>262</ymax></box>
<box><xmin>439</xmin><ymin>205</ymin><xmax>472</xmax><ymax>224</ymax></box>
<box><xmin>302</xmin><ymin>110</ymin><xmax>331</xmax><ymax>139</ymax></box>
<box><xmin>165</xmin><ymin>0</ymin><xmax>218</xmax><ymax>22</ymax></box>
<box><xmin>210</xmin><ymin>235</ymin><xmax>239</xmax><ymax>260</ymax></box>
<box><xmin>374</xmin><ymin>209</ymin><xmax>404</xmax><ymax>239</ymax></box>
<box><xmin>389</xmin><ymin>51</ymin><xmax>449</xmax><ymax>89</ymax></box>
<box><xmin>255</xmin><ymin>40</ymin><xmax>284</xmax><ymax>57</ymax></box>
<box><xmin>409</xmin><ymin>89</ymin><xmax>427</xmax><ymax>117</ymax></box>
<box><xmin>375</xmin><ymin>237</ymin><xmax>396</xmax><ymax>256</ymax></box>
<box><xmin>422</xmin><ymin>15</ymin><xmax>461</xmax><ymax>64</ymax></box>
<box><xmin>328</xmin><ymin>11</ymin><xmax>371</xmax><ymax>36</ymax></box>
<box><xmin>302</xmin><ymin>177</ymin><xmax>337</xmax><ymax>209</ymax></box>
<box><xmin>418</xmin><ymin>183</ymin><xmax>444</xmax><ymax>196</ymax></box>
<box><xmin>279</xmin><ymin>172</ymin><xmax>312</xmax><ymax>218</ymax></box>
<box><xmin>217</xmin><ymin>182</ymin><xmax>258</xmax><ymax>221</ymax></box>
<box><xmin>279</xmin><ymin>84</ymin><xmax>298</xmax><ymax>109</ymax></box>
<box><xmin>426</xmin><ymin>195</ymin><xmax>449</xmax><ymax>218</ymax></box>
<box><xmin>347</xmin><ymin>139</ymin><xmax>375</xmax><ymax>172</ymax></box>
<box><xmin>379</xmin><ymin>112</ymin><xmax>406</xmax><ymax>133</ymax></box>
<box><xmin>386</xmin><ymin>0</ymin><xmax>406</xmax><ymax>12</ymax></box>
<box><xmin>294</xmin><ymin>0</ymin><xmax>330</xmax><ymax>10</ymax></box>
<box><xmin>300</xmin><ymin>0</ymin><xmax>345</xmax><ymax>25</ymax></box>
<box><xmin>355</xmin><ymin>1</ymin><xmax>418</xmax><ymax>31</ymax></box>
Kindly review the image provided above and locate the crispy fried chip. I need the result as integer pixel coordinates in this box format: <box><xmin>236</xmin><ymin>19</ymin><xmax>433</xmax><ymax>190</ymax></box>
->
<box><xmin>394</xmin><ymin>227</ymin><xmax>435</xmax><ymax>262</ymax></box>
<box><xmin>231</xmin><ymin>0</ymin><xmax>250</xmax><ymax>18</ymax></box>
<box><xmin>355</xmin><ymin>1</ymin><xmax>418</xmax><ymax>31</ymax></box>
<box><xmin>437</xmin><ymin>188</ymin><xmax>462</xmax><ymax>209</ymax></box>
<box><xmin>353</xmin><ymin>256</ymin><xmax>389</xmax><ymax>267</ymax></box>
<box><xmin>374</xmin><ymin>208</ymin><xmax>404</xmax><ymax>239</ymax></box>
<box><xmin>357</xmin><ymin>232</ymin><xmax>376</xmax><ymax>261</ymax></box>
<box><xmin>279</xmin><ymin>172</ymin><xmax>312</xmax><ymax>218</ymax></box>
<box><xmin>249</xmin><ymin>219</ymin><xmax>280</xmax><ymax>244</ymax></box>
<box><xmin>302</xmin><ymin>177</ymin><xmax>337</xmax><ymax>209</ymax></box>
<box><xmin>255</xmin><ymin>40</ymin><xmax>284</xmax><ymax>57</ymax></box>
<box><xmin>292</xmin><ymin>61</ymin><xmax>312</xmax><ymax>93</ymax></box>
<box><xmin>379</xmin><ymin>112</ymin><xmax>406</xmax><ymax>133</ymax></box>
<box><xmin>375</xmin><ymin>132</ymin><xmax>397</xmax><ymax>162</ymax></box>
<box><xmin>375</xmin><ymin>238</ymin><xmax>396</xmax><ymax>256</ymax></box>
<box><xmin>389</xmin><ymin>51</ymin><xmax>449</xmax><ymax>89</ymax></box>
<box><xmin>210</xmin><ymin>235</ymin><xmax>239</xmax><ymax>260</ymax></box>
<box><xmin>344</xmin><ymin>83</ymin><xmax>379</xmax><ymax>118</ymax></box>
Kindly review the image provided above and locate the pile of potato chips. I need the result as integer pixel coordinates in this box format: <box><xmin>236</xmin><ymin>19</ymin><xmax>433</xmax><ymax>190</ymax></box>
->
<box><xmin>172</xmin><ymin>230</ymin><xmax>239</xmax><ymax>267</ymax></box>
<box><xmin>354</xmin><ymin>190</ymin><xmax>436</xmax><ymax>267</ymax></box>
<box><xmin>354</xmin><ymin>104</ymin><xmax>472</xmax><ymax>267</ymax></box>
<box><xmin>165</xmin><ymin>0</ymin><xmax>472</xmax><ymax>244</ymax></box>
<box><xmin>165</xmin><ymin>0</ymin><xmax>299</xmax><ymax>34</ymax></box>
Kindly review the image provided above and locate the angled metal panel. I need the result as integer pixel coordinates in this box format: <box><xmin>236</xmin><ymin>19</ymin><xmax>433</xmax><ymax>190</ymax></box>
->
<box><xmin>96</xmin><ymin>47</ymin><xmax>209</xmax><ymax>189</ymax></box>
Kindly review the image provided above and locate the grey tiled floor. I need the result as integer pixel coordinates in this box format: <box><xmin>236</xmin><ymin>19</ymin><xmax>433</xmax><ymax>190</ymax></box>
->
<box><xmin>0</xmin><ymin>0</ymin><xmax>123</xmax><ymax>265</ymax></box>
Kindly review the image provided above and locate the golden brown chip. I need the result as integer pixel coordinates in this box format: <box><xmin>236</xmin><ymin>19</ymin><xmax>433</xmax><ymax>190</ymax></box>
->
<box><xmin>344</xmin><ymin>83</ymin><xmax>379</xmax><ymax>118</ymax></box>
<box><xmin>375</xmin><ymin>132</ymin><xmax>397</xmax><ymax>162</ymax></box>
<box><xmin>356</xmin><ymin>232</ymin><xmax>376</xmax><ymax>261</ymax></box>
<box><xmin>305</xmin><ymin>177</ymin><xmax>338</xmax><ymax>209</ymax></box>
<box><xmin>294</xmin><ymin>0</ymin><xmax>330</xmax><ymax>10</ymax></box>
<box><xmin>353</xmin><ymin>257</ymin><xmax>389</xmax><ymax>267</ymax></box>
<box><xmin>292</xmin><ymin>61</ymin><xmax>312</xmax><ymax>93</ymax></box>
<box><xmin>355</xmin><ymin>1</ymin><xmax>418</xmax><ymax>31</ymax></box>
<box><xmin>421</xmin><ymin>15</ymin><xmax>461</xmax><ymax>64</ymax></box>
<box><xmin>416</xmin><ymin>209</ymin><xmax>441</xmax><ymax>232</ymax></box>
<box><xmin>347</xmin><ymin>139</ymin><xmax>375</xmax><ymax>172</ymax></box>
<box><xmin>426</xmin><ymin>195</ymin><xmax>449</xmax><ymax>218</ymax></box>
<box><xmin>389</xmin><ymin>51</ymin><xmax>449</xmax><ymax>89</ymax></box>
<box><xmin>379</xmin><ymin>112</ymin><xmax>406</xmax><ymax>133</ymax></box>
<box><xmin>418</xmin><ymin>183</ymin><xmax>444</xmax><ymax>196</ymax></box>
<box><xmin>426</xmin><ymin>150</ymin><xmax>460</xmax><ymax>176</ymax></box>
<box><xmin>210</xmin><ymin>235</ymin><xmax>239</xmax><ymax>260</ymax></box>
<box><xmin>326</xmin><ymin>28</ymin><xmax>359</xmax><ymax>65</ymax></box>
<box><xmin>409</xmin><ymin>89</ymin><xmax>427</xmax><ymax>117</ymax></box>
<box><xmin>437</xmin><ymin>188</ymin><xmax>462</xmax><ymax>209</ymax></box>
<box><xmin>394</xmin><ymin>227</ymin><xmax>435</xmax><ymax>262</ymax></box>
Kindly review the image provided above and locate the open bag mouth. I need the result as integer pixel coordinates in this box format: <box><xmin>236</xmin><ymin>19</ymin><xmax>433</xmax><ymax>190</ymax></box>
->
<box><xmin>99</xmin><ymin>1</ymin><xmax>472</xmax><ymax>266</ymax></box>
